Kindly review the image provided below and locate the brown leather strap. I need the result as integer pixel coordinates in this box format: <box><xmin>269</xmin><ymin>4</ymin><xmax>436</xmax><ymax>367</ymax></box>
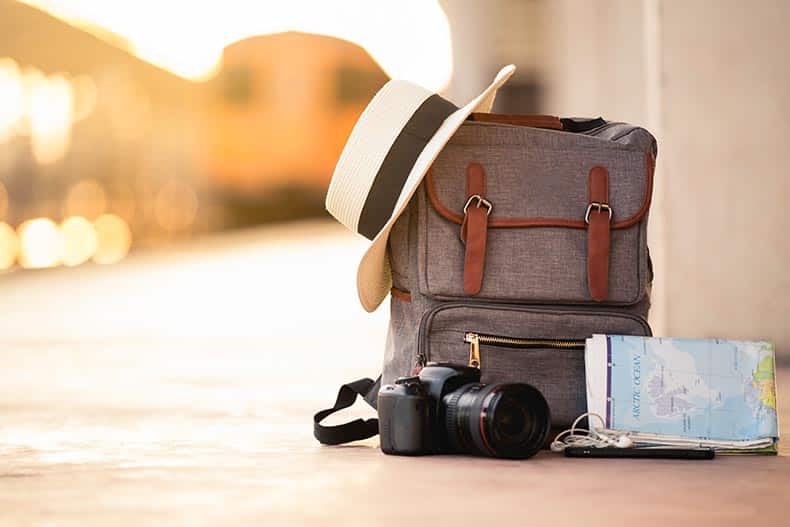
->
<box><xmin>390</xmin><ymin>287</ymin><xmax>412</xmax><ymax>303</ymax></box>
<box><xmin>467</xmin><ymin>113</ymin><xmax>563</xmax><ymax>130</ymax></box>
<box><xmin>424</xmin><ymin>150</ymin><xmax>654</xmax><ymax>230</ymax></box>
<box><xmin>587</xmin><ymin>166</ymin><xmax>611</xmax><ymax>301</ymax></box>
<box><xmin>460</xmin><ymin>163</ymin><xmax>489</xmax><ymax>295</ymax></box>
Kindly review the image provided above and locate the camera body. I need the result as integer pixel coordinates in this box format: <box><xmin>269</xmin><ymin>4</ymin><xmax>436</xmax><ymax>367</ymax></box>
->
<box><xmin>378</xmin><ymin>363</ymin><xmax>480</xmax><ymax>455</ymax></box>
<box><xmin>378</xmin><ymin>362</ymin><xmax>550</xmax><ymax>459</ymax></box>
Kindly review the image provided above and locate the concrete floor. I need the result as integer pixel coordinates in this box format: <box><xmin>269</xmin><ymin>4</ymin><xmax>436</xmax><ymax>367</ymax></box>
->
<box><xmin>0</xmin><ymin>221</ymin><xmax>786</xmax><ymax>526</ymax></box>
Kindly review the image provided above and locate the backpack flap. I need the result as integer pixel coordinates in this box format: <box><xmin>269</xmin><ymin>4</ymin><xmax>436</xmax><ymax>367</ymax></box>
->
<box><xmin>417</xmin><ymin>121</ymin><xmax>655</xmax><ymax>306</ymax></box>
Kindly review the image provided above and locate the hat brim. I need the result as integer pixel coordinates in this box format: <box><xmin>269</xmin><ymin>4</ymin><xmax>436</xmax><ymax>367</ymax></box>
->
<box><xmin>355</xmin><ymin>65</ymin><xmax>516</xmax><ymax>312</ymax></box>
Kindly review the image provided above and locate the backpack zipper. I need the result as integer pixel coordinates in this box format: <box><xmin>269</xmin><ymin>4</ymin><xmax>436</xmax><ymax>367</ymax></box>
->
<box><xmin>464</xmin><ymin>332</ymin><xmax>586</xmax><ymax>369</ymax></box>
<box><xmin>416</xmin><ymin>302</ymin><xmax>651</xmax><ymax>372</ymax></box>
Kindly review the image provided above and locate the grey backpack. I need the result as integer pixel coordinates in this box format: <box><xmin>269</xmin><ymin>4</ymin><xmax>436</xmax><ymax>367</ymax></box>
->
<box><xmin>315</xmin><ymin>115</ymin><xmax>656</xmax><ymax>444</ymax></box>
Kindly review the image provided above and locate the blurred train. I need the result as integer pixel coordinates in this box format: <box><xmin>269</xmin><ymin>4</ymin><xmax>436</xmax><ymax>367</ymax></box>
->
<box><xmin>199</xmin><ymin>32</ymin><xmax>388</xmax><ymax>226</ymax></box>
<box><xmin>1</xmin><ymin>0</ymin><xmax>390</xmax><ymax>242</ymax></box>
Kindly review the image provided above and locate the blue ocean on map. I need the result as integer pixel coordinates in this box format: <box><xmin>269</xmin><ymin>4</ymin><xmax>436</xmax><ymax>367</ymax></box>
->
<box><xmin>607</xmin><ymin>336</ymin><xmax>778</xmax><ymax>441</ymax></box>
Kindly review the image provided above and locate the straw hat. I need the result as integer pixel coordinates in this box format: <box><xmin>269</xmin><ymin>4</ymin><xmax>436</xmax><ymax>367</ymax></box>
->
<box><xmin>326</xmin><ymin>65</ymin><xmax>516</xmax><ymax>312</ymax></box>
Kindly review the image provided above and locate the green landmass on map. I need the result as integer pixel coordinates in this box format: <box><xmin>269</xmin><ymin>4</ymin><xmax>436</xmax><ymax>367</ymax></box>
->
<box><xmin>752</xmin><ymin>350</ymin><xmax>776</xmax><ymax>410</ymax></box>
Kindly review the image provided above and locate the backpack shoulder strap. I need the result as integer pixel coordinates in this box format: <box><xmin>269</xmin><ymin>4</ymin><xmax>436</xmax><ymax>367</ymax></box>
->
<box><xmin>313</xmin><ymin>376</ymin><xmax>381</xmax><ymax>445</ymax></box>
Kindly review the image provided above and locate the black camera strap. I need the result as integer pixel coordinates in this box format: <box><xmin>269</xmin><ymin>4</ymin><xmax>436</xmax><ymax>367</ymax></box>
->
<box><xmin>313</xmin><ymin>376</ymin><xmax>380</xmax><ymax>445</ymax></box>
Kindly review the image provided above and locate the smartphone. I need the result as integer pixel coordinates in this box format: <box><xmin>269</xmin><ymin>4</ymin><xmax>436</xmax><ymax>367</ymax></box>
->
<box><xmin>564</xmin><ymin>447</ymin><xmax>715</xmax><ymax>460</ymax></box>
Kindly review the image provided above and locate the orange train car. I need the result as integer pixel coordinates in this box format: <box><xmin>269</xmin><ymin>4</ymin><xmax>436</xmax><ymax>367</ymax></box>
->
<box><xmin>201</xmin><ymin>32</ymin><xmax>388</xmax><ymax>204</ymax></box>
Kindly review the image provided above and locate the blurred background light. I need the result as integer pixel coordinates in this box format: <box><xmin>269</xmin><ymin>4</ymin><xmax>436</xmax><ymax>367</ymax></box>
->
<box><xmin>0</xmin><ymin>58</ymin><xmax>95</xmax><ymax>164</ymax></box>
<box><xmin>106</xmin><ymin>182</ymin><xmax>136</xmax><ymax>225</ymax></box>
<box><xmin>0</xmin><ymin>0</ymin><xmax>455</xmax><ymax>274</ymax></box>
<box><xmin>92</xmin><ymin>213</ymin><xmax>131</xmax><ymax>265</ymax></box>
<box><xmin>0</xmin><ymin>58</ymin><xmax>25</xmax><ymax>142</ymax></box>
<box><xmin>0</xmin><ymin>222</ymin><xmax>19</xmax><ymax>271</ymax></box>
<box><xmin>154</xmin><ymin>180</ymin><xmax>198</xmax><ymax>233</ymax></box>
<box><xmin>63</xmin><ymin>179</ymin><xmax>107</xmax><ymax>220</ymax></box>
<box><xmin>0</xmin><ymin>181</ymin><xmax>8</xmax><ymax>221</ymax></box>
<box><xmin>17</xmin><ymin>0</ymin><xmax>453</xmax><ymax>90</ymax></box>
<box><xmin>17</xmin><ymin>218</ymin><xmax>63</xmax><ymax>269</ymax></box>
<box><xmin>60</xmin><ymin>216</ymin><xmax>97</xmax><ymax>266</ymax></box>
<box><xmin>27</xmin><ymin>73</ymin><xmax>74</xmax><ymax>164</ymax></box>
<box><xmin>71</xmin><ymin>75</ymin><xmax>98</xmax><ymax>122</ymax></box>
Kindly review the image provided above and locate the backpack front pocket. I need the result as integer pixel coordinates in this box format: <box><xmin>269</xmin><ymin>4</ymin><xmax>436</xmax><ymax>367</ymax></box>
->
<box><xmin>464</xmin><ymin>332</ymin><xmax>585</xmax><ymax>368</ymax></box>
<box><xmin>417</xmin><ymin>303</ymin><xmax>651</xmax><ymax>427</ymax></box>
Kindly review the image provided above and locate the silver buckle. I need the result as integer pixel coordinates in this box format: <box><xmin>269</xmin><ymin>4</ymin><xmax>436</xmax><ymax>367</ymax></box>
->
<box><xmin>584</xmin><ymin>202</ymin><xmax>612</xmax><ymax>224</ymax></box>
<box><xmin>463</xmin><ymin>194</ymin><xmax>493</xmax><ymax>216</ymax></box>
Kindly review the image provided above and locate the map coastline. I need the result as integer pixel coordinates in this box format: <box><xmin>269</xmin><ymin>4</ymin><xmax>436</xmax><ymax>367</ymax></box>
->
<box><xmin>605</xmin><ymin>336</ymin><xmax>778</xmax><ymax>443</ymax></box>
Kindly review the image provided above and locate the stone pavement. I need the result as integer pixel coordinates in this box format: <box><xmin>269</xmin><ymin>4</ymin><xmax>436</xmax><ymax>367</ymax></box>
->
<box><xmin>0</xmin><ymin>221</ymin><xmax>786</xmax><ymax>526</ymax></box>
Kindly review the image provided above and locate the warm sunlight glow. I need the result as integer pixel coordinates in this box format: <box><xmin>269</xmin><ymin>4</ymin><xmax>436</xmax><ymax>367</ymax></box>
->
<box><xmin>0</xmin><ymin>59</ymin><xmax>25</xmax><ymax>142</ymax></box>
<box><xmin>18</xmin><ymin>0</ymin><xmax>453</xmax><ymax>90</ymax></box>
<box><xmin>0</xmin><ymin>59</ymin><xmax>95</xmax><ymax>163</ymax></box>
<box><xmin>60</xmin><ymin>216</ymin><xmax>98</xmax><ymax>266</ymax></box>
<box><xmin>18</xmin><ymin>218</ymin><xmax>63</xmax><ymax>269</ymax></box>
<box><xmin>27</xmin><ymin>73</ymin><xmax>74</xmax><ymax>164</ymax></box>
<box><xmin>93</xmin><ymin>214</ymin><xmax>131</xmax><ymax>265</ymax></box>
<box><xmin>154</xmin><ymin>180</ymin><xmax>198</xmax><ymax>233</ymax></box>
<box><xmin>0</xmin><ymin>222</ymin><xmax>19</xmax><ymax>270</ymax></box>
<box><xmin>0</xmin><ymin>181</ymin><xmax>8</xmax><ymax>221</ymax></box>
<box><xmin>63</xmin><ymin>179</ymin><xmax>107</xmax><ymax>219</ymax></box>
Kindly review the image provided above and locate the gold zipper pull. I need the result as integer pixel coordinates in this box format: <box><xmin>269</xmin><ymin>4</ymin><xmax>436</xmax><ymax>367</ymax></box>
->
<box><xmin>465</xmin><ymin>332</ymin><xmax>481</xmax><ymax>368</ymax></box>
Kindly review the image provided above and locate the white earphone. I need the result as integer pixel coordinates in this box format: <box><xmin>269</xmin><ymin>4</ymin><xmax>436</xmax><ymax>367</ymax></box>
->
<box><xmin>550</xmin><ymin>412</ymin><xmax>634</xmax><ymax>452</ymax></box>
<box><xmin>614</xmin><ymin>435</ymin><xmax>634</xmax><ymax>448</ymax></box>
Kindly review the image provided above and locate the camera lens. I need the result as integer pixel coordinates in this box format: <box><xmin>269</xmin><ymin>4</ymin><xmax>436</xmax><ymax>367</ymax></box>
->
<box><xmin>443</xmin><ymin>383</ymin><xmax>550</xmax><ymax>459</ymax></box>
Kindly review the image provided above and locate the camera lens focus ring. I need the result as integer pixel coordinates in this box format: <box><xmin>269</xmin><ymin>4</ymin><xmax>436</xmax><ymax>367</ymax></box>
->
<box><xmin>443</xmin><ymin>384</ymin><xmax>482</xmax><ymax>454</ymax></box>
<box><xmin>442</xmin><ymin>382</ymin><xmax>551</xmax><ymax>459</ymax></box>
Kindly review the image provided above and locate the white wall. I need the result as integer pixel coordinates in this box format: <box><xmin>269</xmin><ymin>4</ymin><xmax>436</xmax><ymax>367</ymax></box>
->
<box><xmin>540</xmin><ymin>0</ymin><xmax>790</xmax><ymax>356</ymax></box>
<box><xmin>542</xmin><ymin>0</ymin><xmax>649</xmax><ymax>124</ymax></box>
<box><xmin>658</xmin><ymin>0</ymin><xmax>790</xmax><ymax>351</ymax></box>
<box><xmin>440</xmin><ymin>0</ymin><xmax>544</xmax><ymax>101</ymax></box>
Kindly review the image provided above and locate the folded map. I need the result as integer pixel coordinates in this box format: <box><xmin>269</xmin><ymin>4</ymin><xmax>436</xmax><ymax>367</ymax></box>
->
<box><xmin>585</xmin><ymin>335</ymin><xmax>779</xmax><ymax>453</ymax></box>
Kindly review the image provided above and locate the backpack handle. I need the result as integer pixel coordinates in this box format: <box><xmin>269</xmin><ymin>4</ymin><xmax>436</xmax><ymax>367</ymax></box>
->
<box><xmin>467</xmin><ymin>112</ymin><xmax>563</xmax><ymax>130</ymax></box>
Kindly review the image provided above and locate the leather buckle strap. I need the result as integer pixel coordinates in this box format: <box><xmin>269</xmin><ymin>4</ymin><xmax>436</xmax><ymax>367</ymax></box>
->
<box><xmin>584</xmin><ymin>202</ymin><xmax>612</xmax><ymax>223</ymax></box>
<box><xmin>463</xmin><ymin>194</ymin><xmax>493</xmax><ymax>216</ymax></box>
<box><xmin>460</xmin><ymin>163</ymin><xmax>489</xmax><ymax>295</ymax></box>
<box><xmin>586</xmin><ymin>166</ymin><xmax>611</xmax><ymax>301</ymax></box>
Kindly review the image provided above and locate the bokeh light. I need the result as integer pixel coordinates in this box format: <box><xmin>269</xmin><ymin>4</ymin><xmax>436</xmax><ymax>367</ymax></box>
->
<box><xmin>0</xmin><ymin>58</ymin><xmax>25</xmax><ymax>142</ymax></box>
<box><xmin>63</xmin><ymin>179</ymin><xmax>107</xmax><ymax>219</ymax></box>
<box><xmin>93</xmin><ymin>214</ymin><xmax>131</xmax><ymax>264</ymax></box>
<box><xmin>106</xmin><ymin>182</ymin><xmax>136</xmax><ymax>224</ymax></box>
<box><xmin>0</xmin><ymin>222</ymin><xmax>19</xmax><ymax>270</ymax></box>
<box><xmin>71</xmin><ymin>75</ymin><xmax>98</xmax><ymax>122</ymax></box>
<box><xmin>60</xmin><ymin>216</ymin><xmax>97</xmax><ymax>266</ymax></box>
<box><xmin>0</xmin><ymin>181</ymin><xmax>8</xmax><ymax>221</ymax></box>
<box><xmin>0</xmin><ymin>59</ymin><xmax>97</xmax><ymax>164</ymax></box>
<box><xmin>18</xmin><ymin>218</ymin><xmax>63</xmax><ymax>269</ymax></box>
<box><xmin>154</xmin><ymin>180</ymin><xmax>198</xmax><ymax>233</ymax></box>
<box><xmin>27</xmin><ymin>73</ymin><xmax>74</xmax><ymax>164</ymax></box>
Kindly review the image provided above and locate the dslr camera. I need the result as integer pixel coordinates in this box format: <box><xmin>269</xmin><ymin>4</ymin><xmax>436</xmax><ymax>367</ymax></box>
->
<box><xmin>377</xmin><ymin>363</ymin><xmax>550</xmax><ymax>459</ymax></box>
